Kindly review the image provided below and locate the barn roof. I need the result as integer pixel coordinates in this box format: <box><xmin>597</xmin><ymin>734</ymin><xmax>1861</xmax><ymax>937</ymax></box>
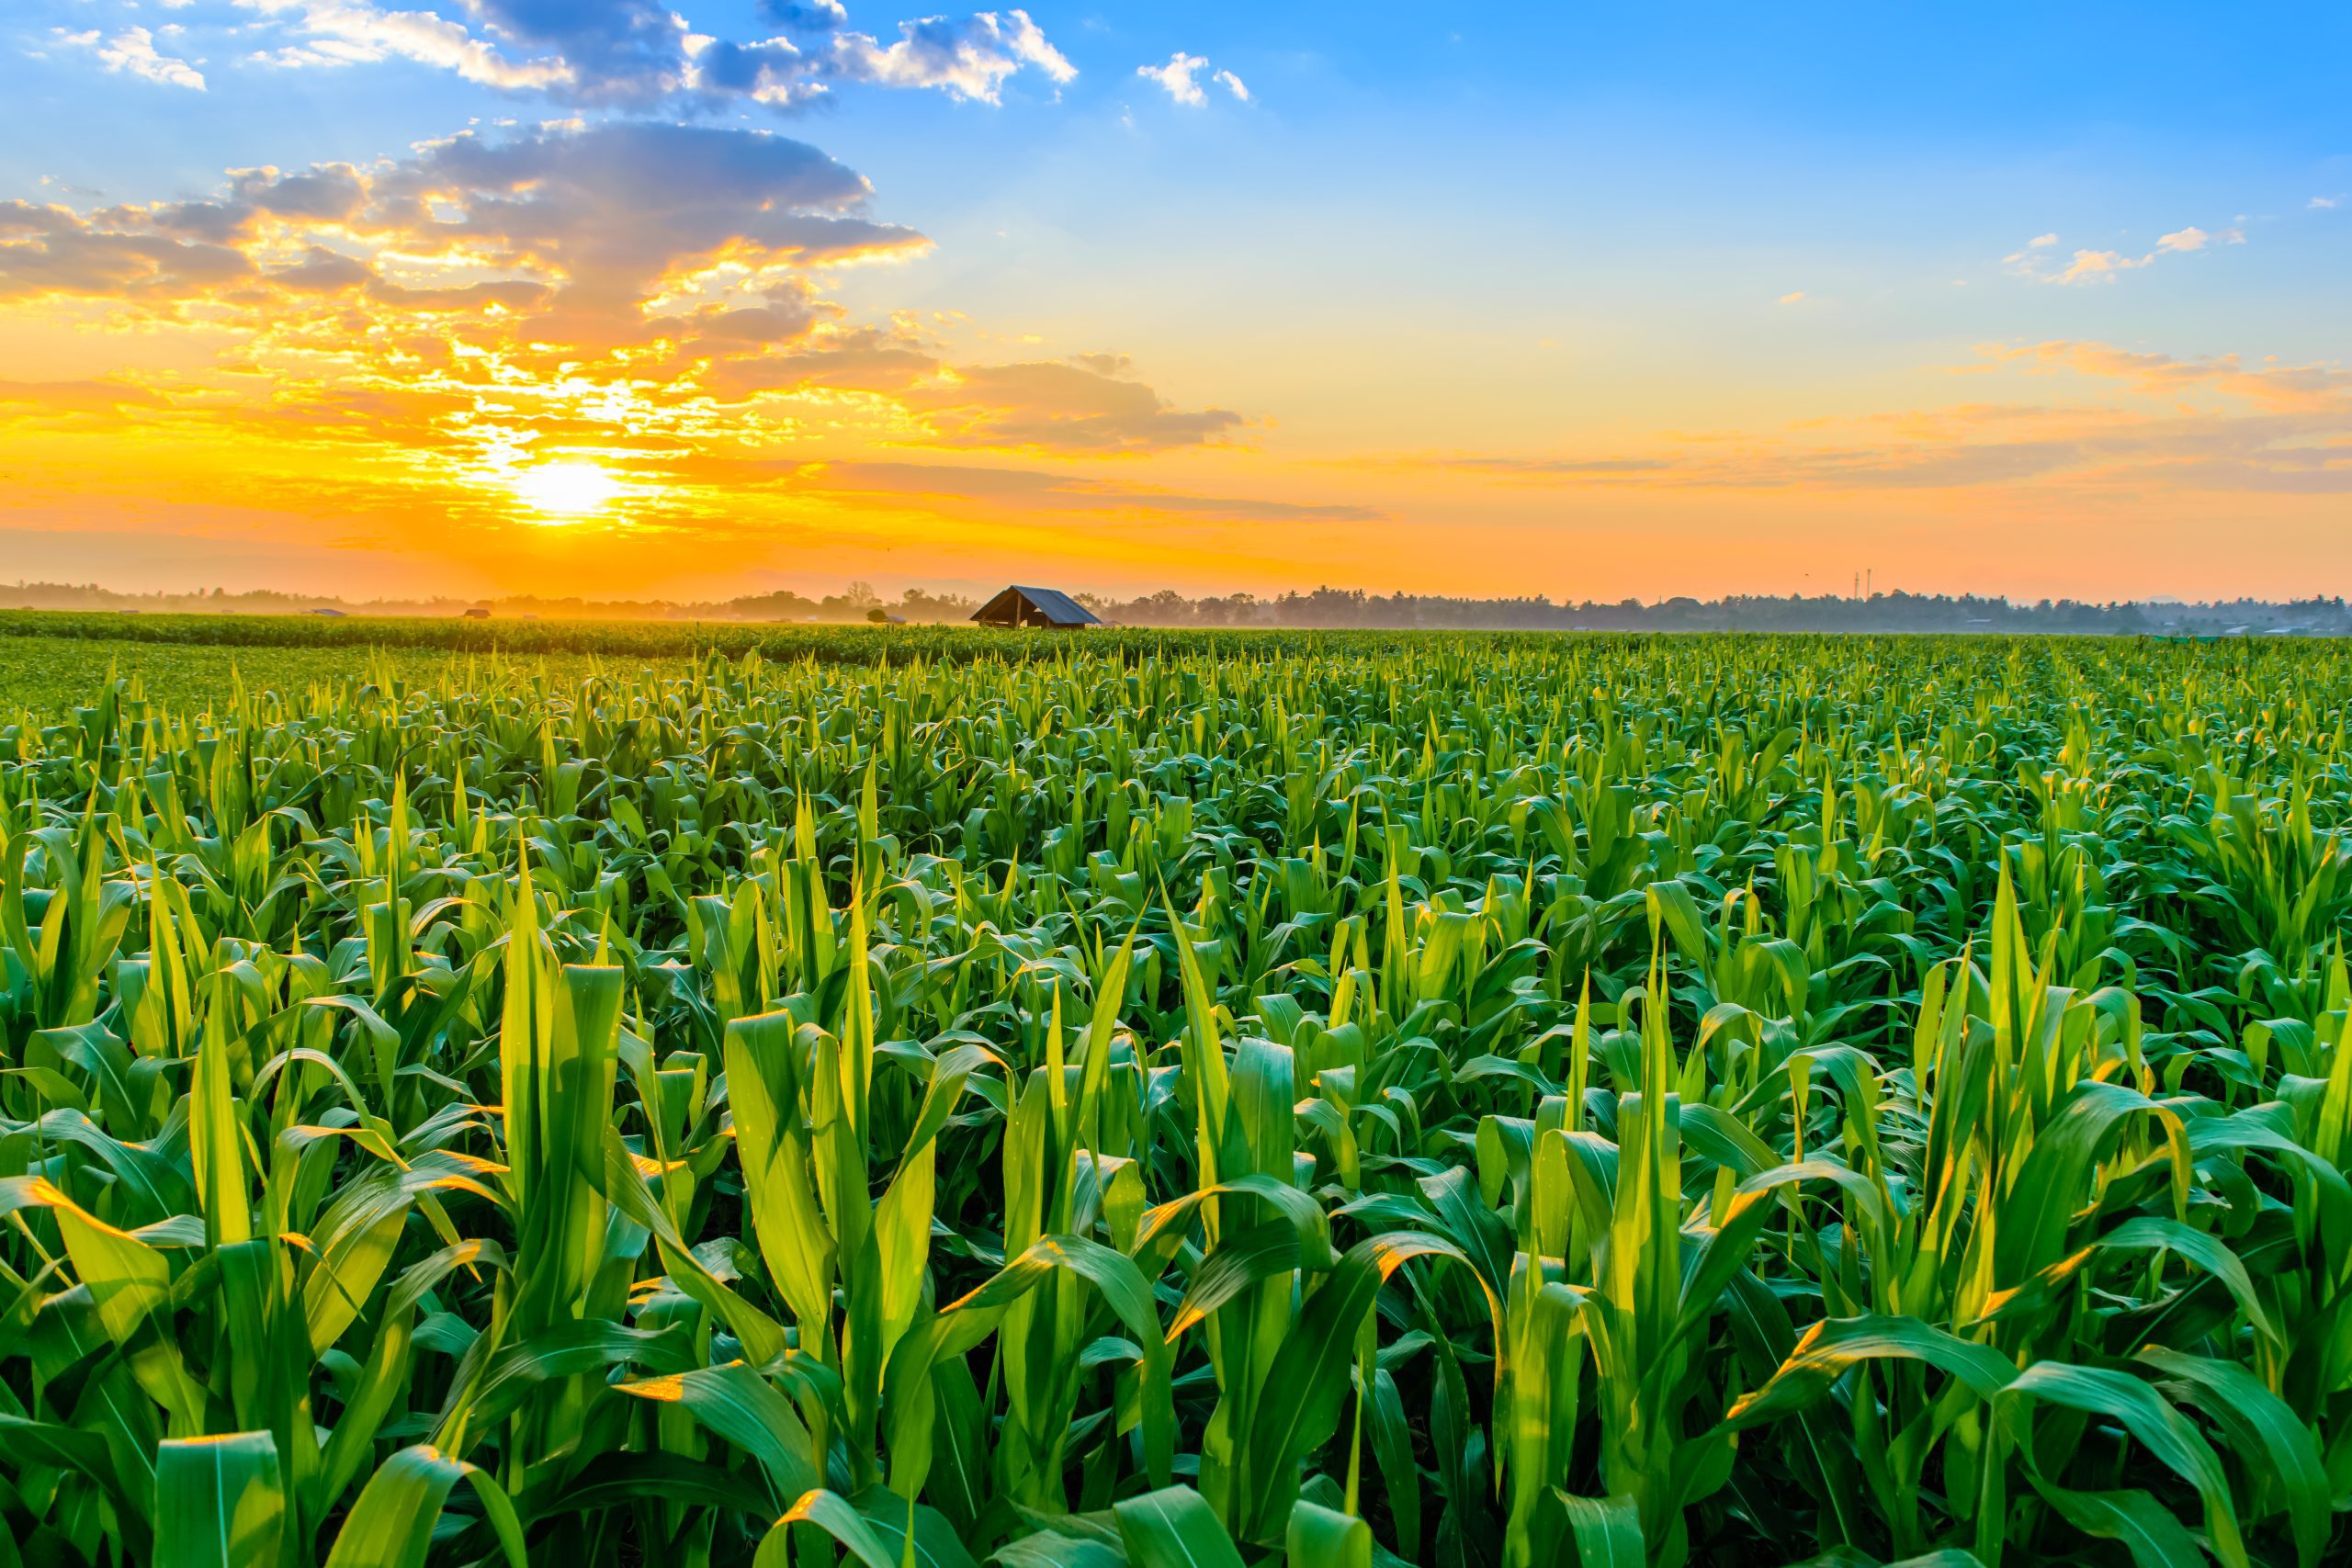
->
<box><xmin>973</xmin><ymin>584</ymin><xmax>1102</xmax><ymax>626</ymax></box>
<box><xmin>1011</xmin><ymin>586</ymin><xmax>1100</xmax><ymax>625</ymax></box>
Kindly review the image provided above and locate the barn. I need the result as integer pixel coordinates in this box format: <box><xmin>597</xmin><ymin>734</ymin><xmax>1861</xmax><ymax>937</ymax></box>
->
<box><xmin>970</xmin><ymin>585</ymin><xmax>1102</xmax><ymax>629</ymax></box>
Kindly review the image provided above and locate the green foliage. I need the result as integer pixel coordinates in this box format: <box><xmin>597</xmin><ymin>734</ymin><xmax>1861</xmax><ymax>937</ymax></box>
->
<box><xmin>2</xmin><ymin>629</ymin><xmax>2349</xmax><ymax>1567</ymax></box>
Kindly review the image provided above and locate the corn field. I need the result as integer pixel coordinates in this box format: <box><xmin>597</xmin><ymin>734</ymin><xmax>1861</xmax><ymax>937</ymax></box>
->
<box><xmin>4</xmin><ymin>631</ymin><xmax>2349</xmax><ymax>1568</ymax></box>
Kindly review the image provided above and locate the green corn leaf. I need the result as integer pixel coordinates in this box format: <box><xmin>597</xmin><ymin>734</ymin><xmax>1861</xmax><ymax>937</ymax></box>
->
<box><xmin>1242</xmin><ymin>1231</ymin><xmax>1497</xmax><ymax>1538</ymax></box>
<box><xmin>849</xmin><ymin>1484</ymin><xmax>982</xmax><ymax>1568</ymax></box>
<box><xmin>2135</xmin><ymin>1348</ymin><xmax>2326</xmax><ymax>1568</ymax></box>
<box><xmin>1286</xmin><ymin>1500</ymin><xmax>1371</xmax><ymax>1568</ymax></box>
<box><xmin>1996</xmin><ymin>1363</ymin><xmax>2246</xmax><ymax>1568</ymax></box>
<box><xmin>322</xmin><ymin>1444</ymin><xmax>527</xmax><ymax>1568</ymax></box>
<box><xmin>1555</xmin><ymin>1493</ymin><xmax>1642</xmax><ymax>1568</ymax></box>
<box><xmin>1725</xmin><ymin>1315</ymin><xmax>2018</xmax><ymax>1430</ymax></box>
<box><xmin>154</xmin><ymin>1432</ymin><xmax>286</xmax><ymax>1568</ymax></box>
<box><xmin>995</xmin><ymin>1531</ymin><xmax>1131</xmax><ymax>1568</ymax></box>
<box><xmin>615</xmin><ymin>1360</ymin><xmax>823</xmax><ymax>1507</ymax></box>
<box><xmin>755</xmin><ymin>1488</ymin><xmax>903</xmax><ymax>1568</ymax></box>
<box><xmin>1114</xmin><ymin>1485</ymin><xmax>1248</xmax><ymax>1568</ymax></box>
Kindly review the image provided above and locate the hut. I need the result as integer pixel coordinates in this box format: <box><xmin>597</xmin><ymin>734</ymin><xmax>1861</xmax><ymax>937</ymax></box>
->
<box><xmin>462</xmin><ymin>605</ymin><xmax>492</xmax><ymax>620</ymax></box>
<box><xmin>970</xmin><ymin>585</ymin><xmax>1102</xmax><ymax>629</ymax></box>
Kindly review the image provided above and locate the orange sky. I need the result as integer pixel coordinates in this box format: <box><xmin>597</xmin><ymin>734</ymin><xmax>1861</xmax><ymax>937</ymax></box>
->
<box><xmin>5</xmin><ymin>19</ymin><xmax>2348</xmax><ymax>603</ymax></box>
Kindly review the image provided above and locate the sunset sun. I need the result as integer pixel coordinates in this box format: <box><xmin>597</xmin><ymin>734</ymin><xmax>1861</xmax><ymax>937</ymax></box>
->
<box><xmin>506</xmin><ymin>461</ymin><xmax>629</xmax><ymax>520</ymax></box>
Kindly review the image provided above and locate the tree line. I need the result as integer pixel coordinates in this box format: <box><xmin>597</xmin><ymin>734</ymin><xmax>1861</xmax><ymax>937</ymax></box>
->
<box><xmin>8</xmin><ymin>579</ymin><xmax>2344</xmax><ymax>635</ymax></box>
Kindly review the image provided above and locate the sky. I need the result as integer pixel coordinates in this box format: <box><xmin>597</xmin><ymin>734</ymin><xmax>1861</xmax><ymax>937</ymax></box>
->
<box><xmin>1</xmin><ymin>2</ymin><xmax>2346</xmax><ymax>604</ymax></box>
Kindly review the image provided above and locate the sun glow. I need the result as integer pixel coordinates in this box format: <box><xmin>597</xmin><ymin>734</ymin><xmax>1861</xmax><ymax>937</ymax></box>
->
<box><xmin>506</xmin><ymin>461</ymin><xmax>629</xmax><ymax>520</ymax></box>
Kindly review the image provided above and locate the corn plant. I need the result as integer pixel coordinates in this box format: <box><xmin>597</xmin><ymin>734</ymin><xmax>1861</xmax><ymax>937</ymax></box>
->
<box><xmin>1</xmin><ymin>628</ymin><xmax>2347</xmax><ymax>1567</ymax></box>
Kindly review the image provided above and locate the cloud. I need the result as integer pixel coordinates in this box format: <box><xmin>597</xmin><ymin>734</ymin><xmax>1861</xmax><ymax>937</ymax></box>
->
<box><xmin>2312</xmin><ymin>196</ymin><xmax>2339</xmax><ymax>210</ymax></box>
<box><xmin>1778</xmin><ymin>290</ymin><xmax>1805</xmax><ymax>305</ymax></box>
<box><xmin>0</xmin><ymin>378</ymin><xmax>167</xmax><ymax>416</ymax></box>
<box><xmin>2055</xmin><ymin>248</ymin><xmax>2143</xmax><ymax>283</ymax></box>
<box><xmin>58</xmin><ymin>25</ymin><xmax>208</xmax><ymax>89</ymax></box>
<box><xmin>1374</xmin><ymin>341</ymin><xmax>2352</xmax><ymax>497</ymax></box>
<box><xmin>0</xmin><ymin>204</ymin><xmax>253</xmax><ymax>299</ymax></box>
<box><xmin>760</xmin><ymin>0</ymin><xmax>849</xmax><ymax>30</ymax></box>
<box><xmin>1134</xmin><ymin>54</ymin><xmax>1250</xmax><ymax>105</ymax></box>
<box><xmin>240</xmin><ymin>1</ymin><xmax>574</xmax><ymax>89</ymax></box>
<box><xmin>1997</xmin><ymin>340</ymin><xmax>2352</xmax><ymax>413</ymax></box>
<box><xmin>0</xmin><ymin>120</ymin><xmax>921</xmax><ymax>434</ymax></box>
<box><xmin>1419</xmin><ymin>457</ymin><xmax>1675</xmax><ymax>478</ymax></box>
<box><xmin>794</xmin><ymin>461</ymin><xmax>1377</xmax><ymax>522</ymax></box>
<box><xmin>233</xmin><ymin>0</ymin><xmax>1073</xmax><ymax>108</ymax></box>
<box><xmin>827</xmin><ymin>12</ymin><xmax>1076</xmax><ymax>103</ymax></box>
<box><xmin>1137</xmin><ymin>51</ymin><xmax>1210</xmax><ymax>106</ymax></box>
<box><xmin>910</xmin><ymin>358</ymin><xmax>1246</xmax><ymax>451</ymax></box>
<box><xmin>0</xmin><ymin>121</ymin><xmax>911</xmax><ymax>319</ymax></box>
<box><xmin>0</xmin><ymin>117</ymin><xmax>1250</xmax><ymax>565</ymax></box>
<box><xmin>464</xmin><ymin>0</ymin><xmax>694</xmax><ymax>105</ymax></box>
<box><xmin>2007</xmin><ymin>221</ymin><xmax>2245</xmax><ymax>284</ymax></box>
<box><xmin>2155</xmin><ymin>225</ymin><xmax>2244</xmax><ymax>253</ymax></box>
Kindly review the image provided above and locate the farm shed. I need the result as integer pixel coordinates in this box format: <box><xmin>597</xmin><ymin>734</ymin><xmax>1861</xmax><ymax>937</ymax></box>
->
<box><xmin>970</xmin><ymin>585</ymin><xmax>1102</xmax><ymax>629</ymax></box>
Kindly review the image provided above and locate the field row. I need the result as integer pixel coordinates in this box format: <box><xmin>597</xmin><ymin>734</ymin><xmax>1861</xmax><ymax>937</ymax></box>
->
<box><xmin>1</xmin><ymin>632</ymin><xmax>2347</xmax><ymax>1567</ymax></box>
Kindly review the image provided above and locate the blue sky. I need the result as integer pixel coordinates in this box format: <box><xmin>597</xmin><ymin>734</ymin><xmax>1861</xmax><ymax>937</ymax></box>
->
<box><xmin>2</xmin><ymin>2</ymin><xmax>2346</xmax><ymax>600</ymax></box>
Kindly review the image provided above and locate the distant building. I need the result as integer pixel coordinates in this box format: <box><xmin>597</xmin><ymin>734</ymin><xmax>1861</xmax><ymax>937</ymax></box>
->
<box><xmin>308</xmin><ymin>607</ymin><xmax>346</xmax><ymax>617</ymax></box>
<box><xmin>971</xmin><ymin>585</ymin><xmax>1102</xmax><ymax>629</ymax></box>
<box><xmin>462</xmin><ymin>606</ymin><xmax>492</xmax><ymax>620</ymax></box>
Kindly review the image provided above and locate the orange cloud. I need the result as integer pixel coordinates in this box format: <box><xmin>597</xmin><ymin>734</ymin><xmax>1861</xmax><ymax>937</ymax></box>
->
<box><xmin>2002</xmin><ymin>224</ymin><xmax>2244</xmax><ymax>285</ymax></box>
<box><xmin>0</xmin><ymin>118</ymin><xmax>1254</xmax><ymax>583</ymax></box>
<box><xmin>1355</xmin><ymin>342</ymin><xmax>2352</xmax><ymax>497</ymax></box>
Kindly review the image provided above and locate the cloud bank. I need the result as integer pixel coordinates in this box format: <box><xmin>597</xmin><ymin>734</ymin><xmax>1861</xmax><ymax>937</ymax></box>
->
<box><xmin>232</xmin><ymin>0</ymin><xmax>1073</xmax><ymax>108</ymax></box>
<box><xmin>0</xmin><ymin>119</ymin><xmax>1264</xmax><ymax>574</ymax></box>
<box><xmin>1373</xmin><ymin>343</ymin><xmax>2352</xmax><ymax>496</ymax></box>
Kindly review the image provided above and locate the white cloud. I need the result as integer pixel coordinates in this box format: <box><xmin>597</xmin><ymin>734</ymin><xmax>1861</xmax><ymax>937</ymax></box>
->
<box><xmin>237</xmin><ymin>1</ymin><xmax>572</xmax><ymax>91</ymax></box>
<box><xmin>1778</xmin><ymin>290</ymin><xmax>1805</xmax><ymax>304</ymax></box>
<box><xmin>2028</xmin><ymin>232</ymin><xmax>2059</xmax><ymax>247</ymax></box>
<box><xmin>1213</xmin><ymin>68</ymin><xmax>1249</xmax><ymax>102</ymax></box>
<box><xmin>994</xmin><ymin>11</ymin><xmax>1077</xmax><ymax>85</ymax></box>
<box><xmin>2156</xmin><ymin>226</ymin><xmax>2210</xmax><ymax>253</ymax></box>
<box><xmin>235</xmin><ymin>0</ymin><xmax>1072</xmax><ymax>107</ymax></box>
<box><xmin>829</xmin><ymin>11</ymin><xmax>1075</xmax><ymax>104</ymax></box>
<box><xmin>1137</xmin><ymin>51</ymin><xmax>1209</xmax><ymax>106</ymax></box>
<box><xmin>62</xmin><ymin>25</ymin><xmax>208</xmax><ymax>89</ymax></box>
<box><xmin>2312</xmin><ymin>196</ymin><xmax>2339</xmax><ymax>210</ymax></box>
